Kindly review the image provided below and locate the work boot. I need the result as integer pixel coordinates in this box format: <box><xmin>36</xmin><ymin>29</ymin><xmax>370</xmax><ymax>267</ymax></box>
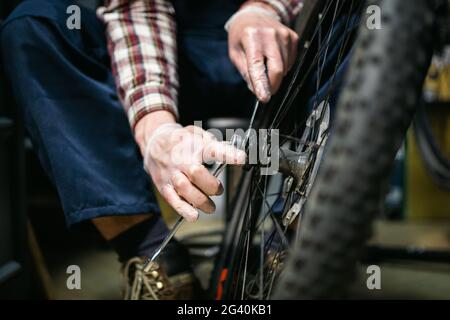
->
<box><xmin>122</xmin><ymin>240</ymin><xmax>195</xmax><ymax>300</ymax></box>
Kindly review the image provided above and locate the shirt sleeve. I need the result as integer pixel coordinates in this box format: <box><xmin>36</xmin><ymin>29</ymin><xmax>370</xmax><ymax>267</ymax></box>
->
<box><xmin>98</xmin><ymin>0</ymin><xmax>179</xmax><ymax>130</ymax></box>
<box><xmin>244</xmin><ymin>0</ymin><xmax>304</xmax><ymax>25</ymax></box>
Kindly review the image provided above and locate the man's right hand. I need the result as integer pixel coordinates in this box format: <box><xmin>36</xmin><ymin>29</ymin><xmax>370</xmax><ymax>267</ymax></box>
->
<box><xmin>135</xmin><ymin>111</ymin><xmax>246</xmax><ymax>222</ymax></box>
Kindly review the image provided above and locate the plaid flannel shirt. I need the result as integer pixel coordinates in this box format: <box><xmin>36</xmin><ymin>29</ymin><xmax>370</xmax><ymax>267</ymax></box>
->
<box><xmin>98</xmin><ymin>0</ymin><xmax>303</xmax><ymax>130</ymax></box>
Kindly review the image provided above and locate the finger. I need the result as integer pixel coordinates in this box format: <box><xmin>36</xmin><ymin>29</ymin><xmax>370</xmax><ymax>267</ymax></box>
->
<box><xmin>242</xmin><ymin>35</ymin><xmax>271</xmax><ymax>102</ymax></box>
<box><xmin>287</xmin><ymin>32</ymin><xmax>299</xmax><ymax>71</ymax></box>
<box><xmin>265</xmin><ymin>42</ymin><xmax>285</xmax><ymax>95</ymax></box>
<box><xmin>181</xmin><ymin>163</ymin><xmax>224</xmax><ymax>196</ymax></box>
<box><xmin>161</xmin><ymin>184</ymin><xmax>198</xmax><ymax>222</ymax></box>
<box><xmin>276</xmin><ymin>31</ymin><xmax>290</xmax><ymax>75</ymax></box>
<box><xmin>204</xmin><ymin>141</ymin><xmax>246</xmax><ymax>165</ymax></box>
<box><xmin>171</xmin><ymin>171</ymin><xmax>216</xmax><ymax>213</ymax></box>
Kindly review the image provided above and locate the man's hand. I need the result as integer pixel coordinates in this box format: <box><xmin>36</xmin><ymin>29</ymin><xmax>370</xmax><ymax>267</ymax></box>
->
<box><xmin>136</xmin><ymin>111</ymin><xmax>246</xmax><ymax>222</ymax></box>
<box><xmin>227</xmin><ymin>4</ymin><xmax>299</xmax><ymax>103</ymax></box>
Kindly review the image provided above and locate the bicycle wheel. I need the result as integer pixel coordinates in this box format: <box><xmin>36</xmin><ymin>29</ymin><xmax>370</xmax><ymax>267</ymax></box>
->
<box><xmin>274</xmin><ymin>0</ymin><xmax>440</xmax><ymax>299</ymax></box>
<box><xmin>210</xmin><ymin>0</ymin><xmax>365</xmax><ymax>300</ymax></box>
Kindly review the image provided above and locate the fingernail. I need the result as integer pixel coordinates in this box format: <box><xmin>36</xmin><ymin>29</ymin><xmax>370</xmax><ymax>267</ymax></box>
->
<box><xmin>256</xmin><ymin>84</ymin><xmax>271</xmax><ymax>103</ymax></box>
<box><xmin>217</xmin><ymin>181</ymin><xmax>224</xmax><ymax>195</ymax></box>
<box><xmin>208</xmin><ymin>199</ymin><xmax>217</xmax><ymax>213</ymax></box>
<box><xmin>259</xmin><ymin>94</ymin><xmax>271</xmax><ymax>103</ymax></box>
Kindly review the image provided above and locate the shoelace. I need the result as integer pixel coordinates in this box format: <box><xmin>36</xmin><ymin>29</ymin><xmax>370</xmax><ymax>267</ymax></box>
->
<box><xmin>123</xmin><ymin>258</ymin><xmax>173</xmax><ymax>300</ymax></box>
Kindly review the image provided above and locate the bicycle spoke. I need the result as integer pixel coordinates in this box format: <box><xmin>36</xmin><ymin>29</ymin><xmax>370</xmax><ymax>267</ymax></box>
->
<box><xmin>259</xmin><ymin>220</ymin><xmax>265</xmax><ymax>299</ymax></box>
<box><xmin>240</xmin><ymin>231</ymin><xmax>251</xmax><ymax>300</ymax></box>
<box><xmin>269</xmin><ymin>0</ymin><xmax>347</xmax><ymax>131</ymax></box>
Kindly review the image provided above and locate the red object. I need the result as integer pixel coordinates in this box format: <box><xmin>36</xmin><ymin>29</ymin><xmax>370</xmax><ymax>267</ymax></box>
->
<box><xmin>215</xmin><ymin>268</ymin><xmax>229</xmax><ymax>300</ymax></box>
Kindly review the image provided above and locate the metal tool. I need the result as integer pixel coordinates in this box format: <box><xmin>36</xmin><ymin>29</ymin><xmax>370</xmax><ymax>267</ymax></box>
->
<box><xmin>143</xmin><ymin>216</ymin><xmax>184</xmax><ymax>272</ymax></box>
<box><xmin>143</xmin><ymin>100</ymin><xmax>261</xmax><ymax>272</ymax></box>
<box><xmin>244</xmin><ymin>100</ymin><xmax>261</xmax><ymax>147</ymax></box>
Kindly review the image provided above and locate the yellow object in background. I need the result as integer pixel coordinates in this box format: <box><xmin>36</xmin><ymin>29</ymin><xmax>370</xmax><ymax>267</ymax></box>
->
<box><xmin>406</xmin><ymin>47</ymin><xmax>450</xmax><ymax>220</ymax></box>
<box><xmin>406</xmin><ymin>109</ymin><xmax>450</xmax><ymax>220</ymax></box>
<box><xmin>425</xmin><ymin>64</ymin><xmax>450</xmax><ymax>101</ymax></box>
<box><xmin>424</xmin><ymin>48</ymin><xmax>450</xmax><ymax>102</ymax></box>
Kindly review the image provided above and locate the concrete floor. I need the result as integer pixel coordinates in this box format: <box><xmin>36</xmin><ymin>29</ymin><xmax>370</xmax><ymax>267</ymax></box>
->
<box><xmin>36</xmin><ymin>218</ymin><xmax>450</xmax><ymax>300</ymax></box>
<box><xmin>41</xmin><ymin>216</ymin><xmax>224</xmax><ymax>300</ymax></box>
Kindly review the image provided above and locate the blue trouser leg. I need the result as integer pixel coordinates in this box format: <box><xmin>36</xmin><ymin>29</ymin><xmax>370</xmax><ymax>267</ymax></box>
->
<box><xmin>1</xmin><ymin>1</ymin><xmax>160</xmax><ymax>226</ymax></box>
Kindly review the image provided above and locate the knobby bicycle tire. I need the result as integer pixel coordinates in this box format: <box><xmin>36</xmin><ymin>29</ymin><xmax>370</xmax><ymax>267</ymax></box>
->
<box><xmin>274</xmin><ymin>0</ymin><xmax>438</xmax><ymax>299</ymax></box>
